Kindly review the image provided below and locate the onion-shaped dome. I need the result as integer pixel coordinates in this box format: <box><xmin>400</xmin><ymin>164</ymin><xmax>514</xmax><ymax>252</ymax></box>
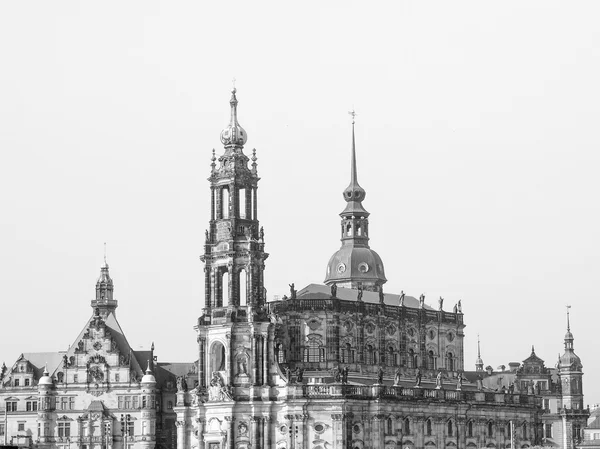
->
<box><xmin>220</xmin><ymin>88</ymin><xmax>247</xmax><ymax>147</ymax></box>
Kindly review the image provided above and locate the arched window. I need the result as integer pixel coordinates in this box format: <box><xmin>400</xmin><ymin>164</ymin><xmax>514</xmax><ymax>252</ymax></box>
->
<box><xmin>426</xmin><ymin>419</ymin><xmax>432</xmax><ymax>436</ymax></box>
<box><xmin>305</xmin><ymin>338</ymin><xmax>324</xmax><ymax>362</ymax></box>
<box><xmin>468</xmin><ymin>421</ymin><xmax>474</xmax><ymax>438</ymax></box>
<box><xmin>487</xmin><ymin>422</ymin><xmax>493</xmax><ymax>437</ymax></box>
<box><xmin>404</xmin><ymin>418</ymin><xmax>410</xmax><ymax>435</ymax></box>
<box><xmin>448</xmin><ymin>420</ymin><xmax>454</xmax><ymax>437</ymax></box>
<box><xmin>210</xmin><ymin>342</ymin><xmax>226</xmax><ymax>372</ymax></box>
<box><xmin>408</xmin><ymin>349</ymin><xmax>416</xmax><ymax>368</ymax></box>
<box><xmin>222</xmin><ymin>186</ymin><xmax>230</xmax><ymax>219</ymax></box>
<box><xmin>387</xmin><ymin>417</ymin><xmax>393</xmax><ymax>435</ymax></box>
<box><xmin>522</xmin><ymin>423</ymin><xmax>527</xmax><ymax>439</ymax></box>
<box><xmin>365</xmin><ymin>345</ymin><xmax>375</xmax><ymax>365</ymax></box>
<box><xmin>428</xmin><ymin>350</ymin><xmax>435</xmax><ymax>370</ymax></box>
<box><xmin>387</xmin><ymin>346</ymin><xmax>396</xmax><ymax>366</ymax></box>
<box><xmin>342</xmin><ymin>343</ymin><xmax>354</xmax><ymax>363</ymax></box>
<box><xmin>447</xmin><ymin>352</ymin><xmax>455</xmax><ymax>371</ymax></box>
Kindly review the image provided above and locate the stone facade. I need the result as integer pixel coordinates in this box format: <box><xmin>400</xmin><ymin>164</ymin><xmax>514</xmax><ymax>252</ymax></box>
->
<box><xmin>0</xmin><ymin>89</ymin><xmax>589</xmax><ymax>449</ymax></box>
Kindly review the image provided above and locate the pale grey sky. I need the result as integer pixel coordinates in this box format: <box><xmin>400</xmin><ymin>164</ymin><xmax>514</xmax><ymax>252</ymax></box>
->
<box><xmin>1</xmin><ymin>1</ymin><xmax>599</xmax><ymax>404</ymax></box>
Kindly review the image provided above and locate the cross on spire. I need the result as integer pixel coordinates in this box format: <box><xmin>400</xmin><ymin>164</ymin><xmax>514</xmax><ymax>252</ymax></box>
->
<box><xmin>348</xmin><ymin>108</ymin><xmax>357</xmax><ymax>124</ymax></box>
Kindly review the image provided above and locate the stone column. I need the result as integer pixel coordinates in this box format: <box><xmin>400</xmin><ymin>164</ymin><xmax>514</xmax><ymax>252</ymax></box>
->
<box><xmin>227</xmin><ymin>263</ymin><xmax>234</xmax><ymax>306</ymax></box>
<box><xmin>176</xmin><ymin>420</ymin><xmax>186</xmax><ymax>449</ymax></box>
<box><xmin>198</xmin><ymin>338</ymin><xmax>206</xmax><ymax>388</ymax></box>
<box><xmin>252</xmin><ymin>334</ymin><xmax>258</xmax><ymax>385</ymax></box>
<box><xmin>251</xmin><ymin>417</ymin><xmax>260</xmax><ymax>449</ymax></box>
<box><xmin>253</xmin><ymin>188</ymin><xmax>257</xmax><ymax>221</ymax></box>
<box><xmin>225</xmin><ymin>416</ymin><xmax>235</xmax><ymax>449</ymax></box>
<box><xmin>262</xmin><ymin>334</ymin><xmax>269</xmax><ymax>386</ymax></box>
<box><xmin>197</xmin><ymin>419</ymin><xmax>205</xmax><ymax>449</ymax></box>
<box><xmin>263</xmin><ymin>417</ymin><xmax>271</xmax><ymax>449</ymax></box>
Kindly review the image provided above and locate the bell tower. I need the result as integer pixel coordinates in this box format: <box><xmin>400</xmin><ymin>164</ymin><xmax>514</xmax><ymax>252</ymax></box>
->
<box><xmin>200</xmin><ymin>87</ymin><xmax>268</xmax><ymax>314</ymax></box>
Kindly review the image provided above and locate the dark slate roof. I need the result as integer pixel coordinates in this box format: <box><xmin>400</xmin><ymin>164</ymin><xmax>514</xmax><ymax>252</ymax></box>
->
<box><xmin>296</xmin><ymin>284</ymin><xmax>437</xmax><ymax>311</ymax></box>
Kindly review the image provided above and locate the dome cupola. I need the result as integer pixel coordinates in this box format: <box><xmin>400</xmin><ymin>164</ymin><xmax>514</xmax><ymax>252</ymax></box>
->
<box><xmin>220</xmin><ymin>88</ymin><xmax>247</xmax><ymax>147</ymax></box>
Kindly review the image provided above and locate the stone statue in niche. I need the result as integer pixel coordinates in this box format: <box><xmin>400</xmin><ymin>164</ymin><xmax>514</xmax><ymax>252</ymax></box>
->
<box><xmin>399</xmin><ymin>291</ymin><xmax>405</xmax><ymax>307</ymax></box>
<box><xmin>77</xmin><ymin>341</ymin><xmax>84</xmax><ymax>352</ymax></box>
<box><xmin>419</xmin><ymin>294</ymin><xmax>425</xmax><ymax>308</ymax></box>
<box><xmin>394</xmin><ymin>368</ymin><xmax>401</xmax><ymax>386</ymax></box>
<box><xmin>435</xmin><ymin>371</ymin><xmax>443</xmax><ymax>389</ymax></box>
<box><xmin>57</xmin><ymin>372</ymin><xmax>64</xmax><ymax>383</ymax></box>
<box><xmin>289</xmin><ymin>283</ymin><xmax>296</xmax><ymax>299</ymax></box>
<box><xmin>236</xmin><ymin>356</ymin><xmax>248</xmax><ymax>376</ymax></box>
<box><xmin>331</xmin><ymin>283</ymin><xmax>337</xmax><ymax>298</ymax></box>
<box><xmin>438</xmin><ymin>297</ymin><xmax>444</xmax><ymax>311</ymax></box>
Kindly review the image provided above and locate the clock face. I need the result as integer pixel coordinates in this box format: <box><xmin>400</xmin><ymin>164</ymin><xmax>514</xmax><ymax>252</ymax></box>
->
<box><xmin>337</xmin><ymin>263</ymin><xmax>346</xmax><ymax>274</ymax></box>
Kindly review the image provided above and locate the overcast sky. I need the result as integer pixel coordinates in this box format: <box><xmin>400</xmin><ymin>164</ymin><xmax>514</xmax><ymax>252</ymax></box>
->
<box><xmin>1</xmin><ymin>1</ymin><xmax>599</xmax><ymax>405</ymax></box>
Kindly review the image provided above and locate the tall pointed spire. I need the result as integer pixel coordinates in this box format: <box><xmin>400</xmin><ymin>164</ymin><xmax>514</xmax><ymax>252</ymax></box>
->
<box><xmin>324</xmin><ymin>110</ymin><xmax>387</xmax><ymax>292</ymax></box>
<box><xmin>476</xmin><ymin>334</ymin><xmax>484</xmax><ymax>371</ymax></box>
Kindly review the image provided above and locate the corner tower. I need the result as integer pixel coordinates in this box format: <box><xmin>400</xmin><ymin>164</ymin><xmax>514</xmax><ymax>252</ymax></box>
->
<box><xmin>200</xmin><ymin>87</ymin><xmax>268</xmax><ymax>313</ymax></box>
<box><xmin>324</xmin><ymin>112</ymin><xmax>386</xmax><ymax>291</ymax></box>
<box><xmin>558</xmin><ymin>307</ymin><xmax>584</xmax><ymax>410</ymax></box>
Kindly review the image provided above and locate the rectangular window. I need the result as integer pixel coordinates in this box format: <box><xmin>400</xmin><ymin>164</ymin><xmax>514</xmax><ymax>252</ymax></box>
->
<box><xmin>128</xmin><ymin>422</ymin><xmax>134</xmax><ymax>436</ymax></box>
<box><xmin>118</xmin><ymin>396</ymin><xmax>123</xmax><ymax>409</ymax></box>
<box><xmin>167</xmin><ymin>401</ymin><xmax>173</xmax><ymax>410</ymax></box>
<box><xmin>545</xmin><ymin>424</ymin><xmax>553</xmax><ymax>439</ymax></box>
<box><xmin>0</xmin><ymin>423</ymin><xmax>4</xmax><ymax>436</ymax></box>
<box><xmin>142</xmin><ymin>396</ymin><xmax>147</xmax><ymax>408</ymax></box>
<box><xmin>60</xmin><ymin>397</ymin><xmax>68</xmax><ymax>410</ymax></box>
<box><xmin>58</xmin><ymin>422</ymin><xmax>71</xmax><ymax>438</ymax></box>
<box><xmin>133</xmin><ymin>396</ymin><xmax>139</xmax><ymax>409</ymax></box>
<box><xmin>69</xmin><ymin>397</ymin><xmax>75</xmax><ymax>410</ymax></box>
<box><xmin>18</xmin><ymin>423</ymin><xmax>25</xmax><ymax>432</ymax></box>
<box><xmin>73</xmin><ymin>374</ymin><xmax>78</xmax><ymax>383</ymax></box>
<box><xmin>543</xmin><ymin>399</ymin><xmax>550</xmax><ymax>411</ymax></box>
<box><xmin>14</xmin><ymin>379</ymin><xmax>20</xmax><ymax>387</ymax></box>
<box><xmin>7</xmin><ymin>402</ymin><xmax>17</xmax><ymax>412</ymax></box>
<box><xmin>24</xmin><ymin>379</ymin><xmax>30</xmax><ymax>387</ymax></box>
<box><xmin>26</xmin><ymin>401</ymin><xmax>33</xmax><ymax>411</ymax></box>
<box><xmin>124</xmin><ymin>396</ymin><xmax>131</xmax><ymax>409</ymax></box>
<box><xmin>115</xmin><ymin>373</ymin><xmax>120</xmax><ymax>382</ymax></box>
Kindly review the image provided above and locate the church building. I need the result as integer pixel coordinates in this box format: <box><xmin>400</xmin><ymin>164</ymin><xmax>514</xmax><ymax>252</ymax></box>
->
<box><xmin>0</xmin><ymin>89</ymin><xmax>588</xmax><ymax>449</ymax></box>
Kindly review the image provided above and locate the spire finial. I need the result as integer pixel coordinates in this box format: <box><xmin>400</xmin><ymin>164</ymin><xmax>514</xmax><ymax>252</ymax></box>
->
<box><xmin>232</xmin><ymin>77</ymin><xmax>236</xmax><ymax>90</ymax></box>
<box><xmin>103</xmin><ymin>242</ymin><xmax>107</xmax><ymax>267</ymax></box>
<box><xmin>477</xmin><ymin>334</ymin><xmax>481</xmax><ymax>358</ymax></box>
<box><xmin>146</xmin><ymin>359</ymin><xmax>152</xmax><ymax>374</ymax></box>
<box><xmin>531</xmin><ymin>345</ymin><xmax>535</xmax><ymax>354</ymax></box>
<box><xmin>348</xmin><ymin>108</ymin><xmax>358</xmax><ymax>187</ymax></box>
<box><xmin>566</xmin><ymin>304</ymin><xmax>571</xmax><ymax>331</ymax></box>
